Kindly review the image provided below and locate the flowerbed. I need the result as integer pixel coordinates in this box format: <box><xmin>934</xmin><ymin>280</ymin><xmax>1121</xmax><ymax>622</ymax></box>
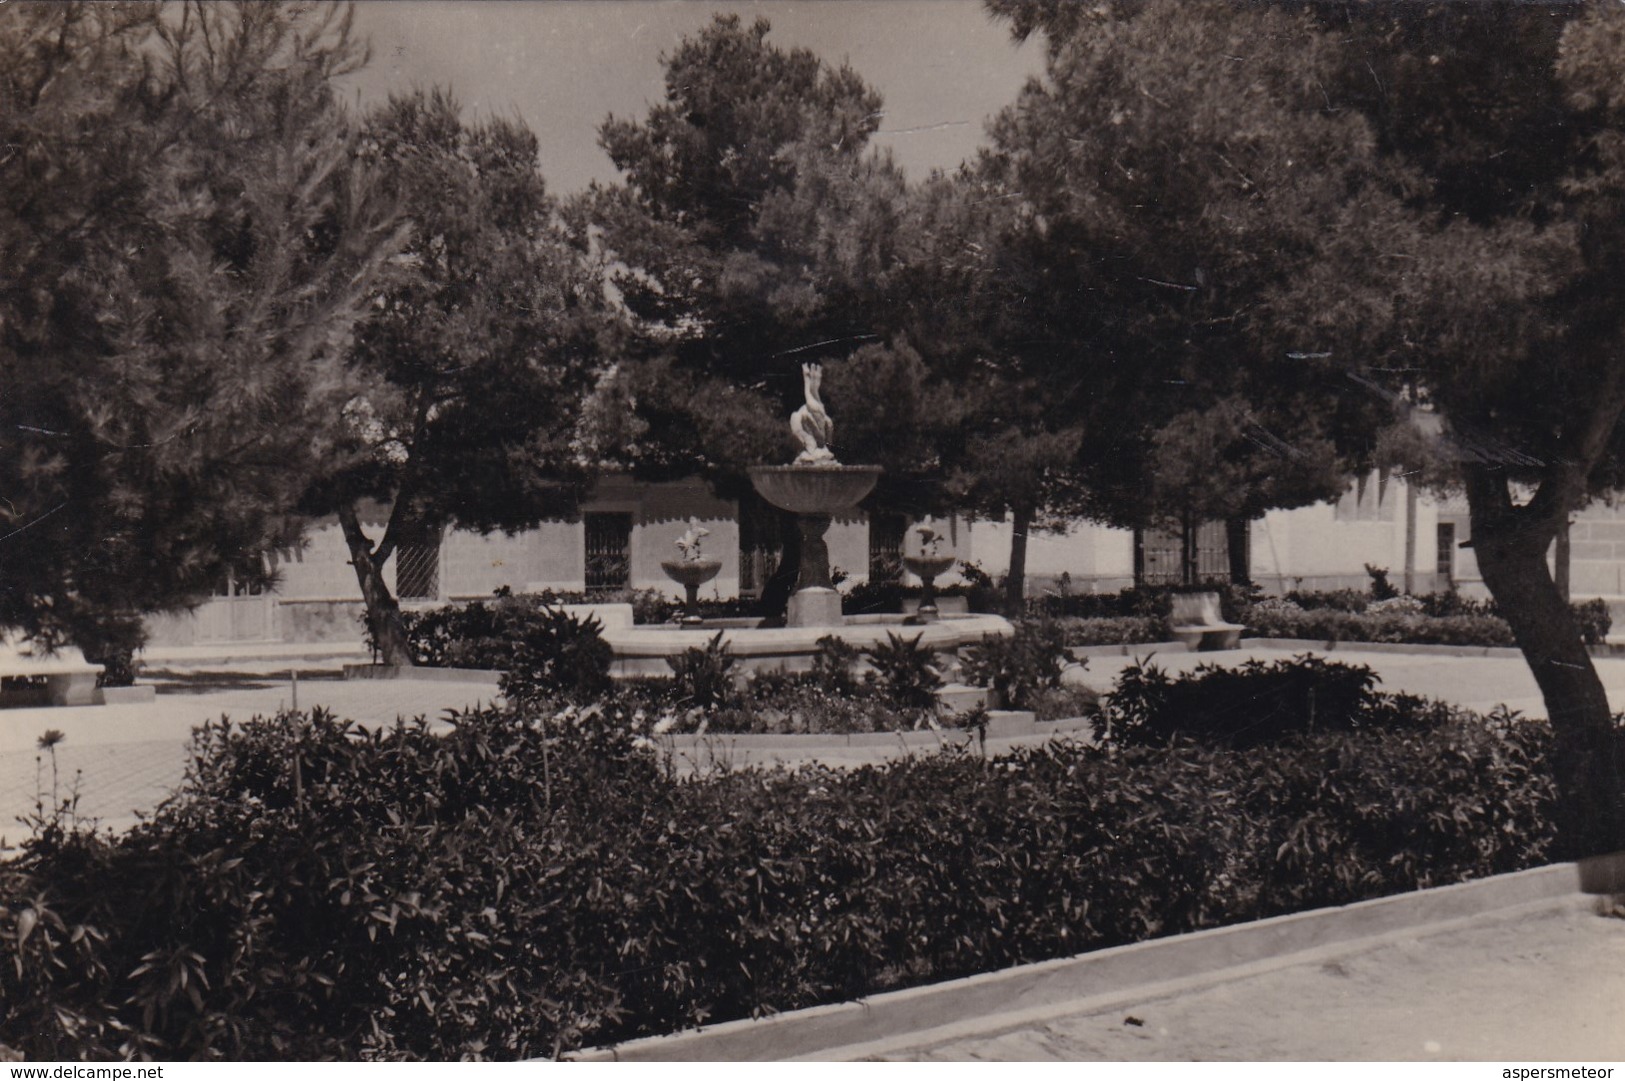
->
<box><xmin>1</xmin><ymin>677</ymin><xmax>1562</xmax><ymax>1060</ymax></box>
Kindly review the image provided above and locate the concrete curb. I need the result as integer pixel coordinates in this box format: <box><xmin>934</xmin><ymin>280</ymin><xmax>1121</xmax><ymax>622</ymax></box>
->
<box><xmin>578</xmin><ymin>863</ymin><xmax>1580</xmax><ymax>1062</ymax></box>
<box><xmin>1067</xmin><ymin>638</ymin><xmax>1624</xmax><ymax>661</ymax></box>
<box><xmin>342</xmin><ymin>664</ymin><xmax>502</xmax><ymax>686</ymax></box>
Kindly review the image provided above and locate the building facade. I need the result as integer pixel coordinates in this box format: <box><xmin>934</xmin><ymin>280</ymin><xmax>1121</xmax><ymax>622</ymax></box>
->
<box><xmin>147</xmin><ymin>470</ymin><xmax>1623</xmax><ymax>647</ymax></box>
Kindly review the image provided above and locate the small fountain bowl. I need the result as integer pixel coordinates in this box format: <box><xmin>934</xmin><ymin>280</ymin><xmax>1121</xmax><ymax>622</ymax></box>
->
<box><xmin>902</xmin><ymin>554</ymin><xmax>957</xmax><ymax>580</ymax></box>
<box><xmin>660</xmin><ymin>559</ymin><xmax>722</xmax><ymax>588</ymax></box>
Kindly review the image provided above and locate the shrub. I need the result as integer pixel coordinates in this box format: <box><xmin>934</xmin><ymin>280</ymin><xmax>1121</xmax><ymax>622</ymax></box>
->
<box><xmin>0</xmin><ymin>700</ymin><xmax>1560</xmax><ymax>1060</ymax></box>
<box><xmin>1025</xmin><ymin>685</ymin><xmax>1100</xmax><ymax>722</ymax></box>
<box><xmin>811</xmin><ymin>634</ymin><xmax>861</xmax><ymax>696</ymax></box>
<box><xmin>1092</xmin><ymin>653</ymin><xmax>1440</xmax><ymax>749</ymax></box>
<box><xmin>498</xmin><ymin>609</ymin><xmax>615</xmax><ymax>706</ymax></box>
<box><xmin>1572</xmin><ymin>598</ymin><xmax>1614</xmax><ymax>646</ymax></box>
<box><xmin>1028</xmin><ymin>583</ymin><xmax>1257</xmax><ymax>623</ymax></box>
<box><xmin>1365</xmin><ymin>563</ymin><xmax>1400</xmax><ymax>600</ymax></box>
<box><xmin>1241</xmin><ymin>605</ymin><xmax>1519</xmax><ymax>647</ymax></box>
<box><xmin>1263</xmin><ymin>591</ymin><xmax>1611</xmax><ymax>646</ymax></box>
<box><xmin>665</xmin><ymin>632</ymin><xmax>738</xmax><ymax>708</ymax></box>
<box><xmin>1417</xmin><ymin>590</ymin><xmax>1497</xmax><ymax>618</ymax></box>
<box><xmin>863</xmin><ymin>632</ymin><xmax>943</xmax><ymax>713</ymax></box>
<box><xmin>1283</xmin><ymin>587</ymin><xmax>1370</xmax><ymax>613</ymax></box>
<box><xmin>961</xmin><ymin>621</ymin><xmax>1068</xmax><ymax>710</ymax></box>
<box><xmin>1049</xmin><ymin>615</ymin><xmax>1165</xmax><ymax>646</ymax></box>
<box><xmin>1027</xmin><ymin>585</ymin><xmax>1172</xmax><ymax>620</ymax></box>
<box><xmin>402</xmin><ymin>594</ymin><xmax>613</xmax><ymax>703</ymax></box>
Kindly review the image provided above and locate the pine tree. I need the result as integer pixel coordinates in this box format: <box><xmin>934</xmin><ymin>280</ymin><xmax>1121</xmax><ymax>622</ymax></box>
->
<box><xmin>306</xmin><ymin>89</ymin><xmax>612</xmax><ymax>665</ymax></box>
<box><xmin>0</xmin><ymin>2</ymin><xmax>401</xmax><ymax>652</ymax></box>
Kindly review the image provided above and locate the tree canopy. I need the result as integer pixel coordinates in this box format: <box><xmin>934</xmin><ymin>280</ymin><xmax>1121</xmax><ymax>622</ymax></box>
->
<box><xmin>988</xmin><ymin>0</ymin><xmax>1625</xmax><ymax>857</ymax></box>
<box><xmin>0</xmin><ymin>1</ymin><xmax>400</xmax><ymax>651</ymax></box>
<box><xmin>587</xmin><ymin>14</ymin><xmax>919</xmax><ymax>483</ymax></box>
<box><xmin>308</xmin><ymin>88</ymin><xmax>612</xmax><ymax>664</ymax></box>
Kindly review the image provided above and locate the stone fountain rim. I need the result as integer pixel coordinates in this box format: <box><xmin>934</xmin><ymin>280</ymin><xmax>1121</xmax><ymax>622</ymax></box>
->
<box><xmin>747</xmin><ymin>463</ymin><xmax>884</xmax><ymax>475</ymax></box>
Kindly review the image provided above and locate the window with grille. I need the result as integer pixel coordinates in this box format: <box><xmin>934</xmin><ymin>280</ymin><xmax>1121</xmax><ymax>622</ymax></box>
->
<box><xmin>395</xmin><ymin>521</ymin><xmax>442</xmax><ymax>601</ymax></box>
<box><xmin>1136</xmin><ymin>521</ymin><xmax>1230</xmax><ymax>586</ymax></box>
<box><xmin>737</xmin><ymin>494</ymin><xmax>781</xmax><ymax>597</ymax></box>
<box><xmin>584</xmin><ymin>512</ymin><xmax>633</xmax><ymax>593</ymax></box>
<box><xmin>1436</xmin><ymin>522</ymin><xmax>1456</xmax><ymax>585</ymax></box>
<box><xmin>869</xmin><ymin>513</ymin><xmax>907</xmax><ymax>583</ymax></box>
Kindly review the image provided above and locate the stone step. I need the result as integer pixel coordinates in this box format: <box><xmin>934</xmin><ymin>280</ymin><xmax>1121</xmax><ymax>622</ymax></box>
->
<box><xmin>984</xmin><ymin>709</ymin><xmax>1038</xmax><ymax>737</ymax></box>
<box><xmin>935</xmin><ymin>682</ymin><xmax>992</xmax><ymax>713</ymax></box>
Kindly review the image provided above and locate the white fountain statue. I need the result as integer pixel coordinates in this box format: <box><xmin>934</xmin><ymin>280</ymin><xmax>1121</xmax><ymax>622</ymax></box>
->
<box><xmin>789</xmin><ymin>362</ymin><xmax>837</xmax><ymax>465</ymax></box>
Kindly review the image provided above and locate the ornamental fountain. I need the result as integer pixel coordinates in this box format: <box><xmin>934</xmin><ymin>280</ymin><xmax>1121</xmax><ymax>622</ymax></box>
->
<box><xmin>660</xmin><ymin>519</ymin><xmax>722</xmax><ymax>626</ymax></box>
<box><xmin>590</xmin><ymin>362</ymin><xmax>1013</xmax><ymax>677</ymax></box>
<box><xmin>903</xmin><ymin>525</ymin><xmax>957</xmax><ymax>624</ymax></box>
<box><xmin>747</xmin><ymin>363</ymin><xmax>882</xmax><ymax>628</ymax></box>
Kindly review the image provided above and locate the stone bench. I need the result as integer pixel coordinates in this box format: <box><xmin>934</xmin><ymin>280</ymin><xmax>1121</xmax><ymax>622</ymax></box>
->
<box><xmin>0</xmin><ymin>633</ymin><xmax>104</xmax><ymax>706</ymax></box>
<box><xmin>1169</xmin><ymin>591</ymin><xmax>1245</xmax><ymax>651</ymax></box>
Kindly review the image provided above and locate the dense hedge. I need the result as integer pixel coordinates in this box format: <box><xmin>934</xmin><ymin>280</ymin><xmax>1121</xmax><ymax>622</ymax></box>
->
<box><xmin>1</xmin><ymin>692</ymin><xmax>1558</xmax><ymax>1060</ymax></box>
<box><xmin>1051</xmin><ymin>615</ymin><xmax>1167</xmax><ymax>647</ymax></box>
<box><xmin>1026</xmin><ymin>586</ymin><xmax>1613</xmax><ymax>648</ymax></box>
<box><xmin>1094</xmin><ymin>654</ymin><xmax>1458</xmax><ymax>749</ymax></box>
<box><xmin>1242</xmin><ymin>597</ymin><xmax>1612</xmax><ymax>648</ymax></box>
<box><xmin>1241</xmin><ymin>605</ymin><xmax>1516</xmax><ymax>647</ymax></box>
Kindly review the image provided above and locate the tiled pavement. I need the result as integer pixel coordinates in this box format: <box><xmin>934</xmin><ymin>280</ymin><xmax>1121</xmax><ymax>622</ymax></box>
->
<box><xmin>0</xmin><ymin>667</ymin><xmax>501</xmax><ymax>851</ymax></box>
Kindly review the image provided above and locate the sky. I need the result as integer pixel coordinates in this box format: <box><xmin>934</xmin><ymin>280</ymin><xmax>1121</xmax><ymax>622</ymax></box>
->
<box><xmin>343</xmin><ymin>0</ymin><xmax>1046</xmax><ymax>193</ymax></box>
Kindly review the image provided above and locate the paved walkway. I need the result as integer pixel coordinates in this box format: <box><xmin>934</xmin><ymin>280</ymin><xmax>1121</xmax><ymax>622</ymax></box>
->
<box><xmin>872</xmin><ymin>899</ymin><xmax>1625</xmax><ymax>1061</ymax></box>
<box><xmin>0</xmin><ymin>664</ymin><xmax>499</xmax><ymax>849</ymax></box>
<box><xmin>5</xmin><ymin>644</ymin><xmax>1624</xmax><ymax>851</ymax></box>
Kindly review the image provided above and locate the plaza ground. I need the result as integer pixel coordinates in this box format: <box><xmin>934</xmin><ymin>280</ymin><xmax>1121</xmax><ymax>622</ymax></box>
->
<box><xmin>3</xmin><ymin>642</ymin><xmax>1623</xmax><ymax>1061</ymax></box>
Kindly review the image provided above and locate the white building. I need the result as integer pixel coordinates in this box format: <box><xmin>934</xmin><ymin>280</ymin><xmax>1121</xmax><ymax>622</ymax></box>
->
<box><xmin>148</xmin><ymin>469</ymin><xmax>1607</xmax><ymax>648</ymax></box>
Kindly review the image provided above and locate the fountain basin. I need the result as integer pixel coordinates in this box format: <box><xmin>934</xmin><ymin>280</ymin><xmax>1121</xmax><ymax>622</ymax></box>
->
<box><xmin>660</xmin><ymin>559</ymin><xmax>722</xmax><ymax>588</ymax></box>
<box><xmin>602</xmin><ymin>613</ymin><xmax>1015</xmax><ymax>679</ymax></box>
<box><xmin>902</xmin><ymin>554</ymin><xmax>957</xmax><ymax>580</ymax></box>
<box><xmin>747</xmin><ymin>464</ymin><xmax>882</xmax><ymax>515</ymax></box>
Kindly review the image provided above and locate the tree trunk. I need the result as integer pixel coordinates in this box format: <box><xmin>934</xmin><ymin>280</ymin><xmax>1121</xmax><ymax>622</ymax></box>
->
<box><xmin>1005</xmin><ymin>504</ymin><xmax>1033</xmax><ymax>613</ymax></box>
<box><xmin>1555</xmin><ymin>522</ymin><xmax>1571</xmax><ymax>603</ymax></box>
<box><xmin>1403</xmin><ymin>482</ymin><xmax>1418</xmax><ymax>595</ymax></box>
<box><xmin>1180</xmin><ymin>511</ymin><xmax>1197</xmax><ymax>587</ymax></box>
<box><xmin>1225</xmin><ymin>515</ymin><xmax>1251</xmax><ymax>586</ymax></box>
<box><xmin>1466</xmin><ymin>474</ymin><xmax>1623</xmax><ymax>859</ymax></box>
<box><xmin>338</xmin><ymin>502</ymin><xmax>413</xmax><ymax>667</ymax></box>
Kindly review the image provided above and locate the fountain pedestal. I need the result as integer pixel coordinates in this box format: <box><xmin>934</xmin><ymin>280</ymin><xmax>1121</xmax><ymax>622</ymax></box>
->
<box><xmin>748</xmin><ymin>464</ymin><xmax>882</xmax><ymax>628</ymax></box>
